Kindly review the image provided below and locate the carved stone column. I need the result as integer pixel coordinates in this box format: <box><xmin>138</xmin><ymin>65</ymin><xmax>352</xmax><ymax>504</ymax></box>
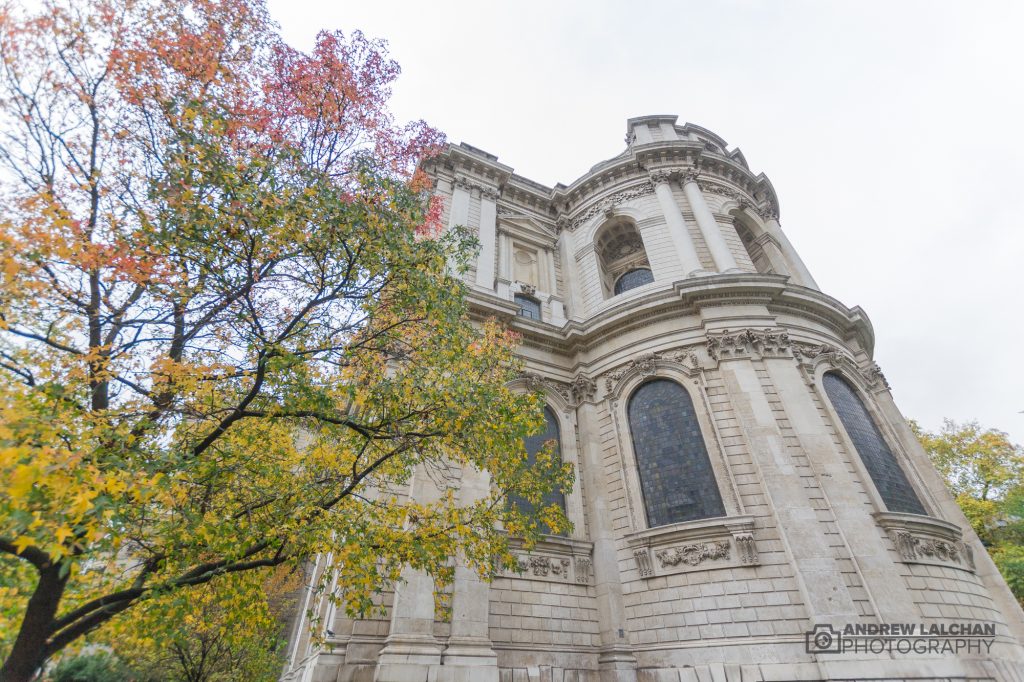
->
<box><xmin>681</xmin><ymin>175</ymin><xmax>740</xmax><ymax>273</ymax></box>
<box><xmin>650</xmin><ymin>171</ymin><xmax>705</xmax><ymax>277</ymax></box>
<box><xmin>763</xmin><ymin>217</ymin><xmax>819</xmax><ymax>290</ymax></box>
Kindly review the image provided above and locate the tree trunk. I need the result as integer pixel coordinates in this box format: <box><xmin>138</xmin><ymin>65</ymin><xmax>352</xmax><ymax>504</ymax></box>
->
<box><xmin>0</xmin><ymin>564</ymin><xmax>68</xmax><ymax>682</ymax></box>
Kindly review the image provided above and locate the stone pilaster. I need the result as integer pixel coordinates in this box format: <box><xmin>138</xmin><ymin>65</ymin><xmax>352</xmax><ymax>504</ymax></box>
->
<box><xmin>575</xmin><ymin>399</ymin><xmax>637</xmax><ymax>682</ymax></box>
<box><xmin>440</xmin><ymin>467</ymin><xmax>498</xmax><ymax>681</ymax></box>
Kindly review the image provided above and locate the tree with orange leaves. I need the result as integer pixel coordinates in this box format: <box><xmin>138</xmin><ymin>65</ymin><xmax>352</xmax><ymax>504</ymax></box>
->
<box><xmin>0</xmin><ymin>1</ymin><xmax>571</xmax><ymax>679</ymax></box>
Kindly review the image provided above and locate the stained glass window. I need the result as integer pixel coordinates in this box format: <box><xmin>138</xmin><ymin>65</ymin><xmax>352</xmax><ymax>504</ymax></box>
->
<box><xmin>822</xmin><ymin>372</ymin><xmax>925</xmax><ymax>515</ymax></box>
<box><xmin>509</xmin><ymin>406</ymin><xmax>566</xmax><ymax>534</ymax></box>
<box><xmin>614</xmin><ymin>268</ymin><xmax>654</xmax><ymax>295</ymax></box>
<box><xmin>627</xmin><ymin>380</ymin><xmax>725</xmax><ymax>527</ymax></box>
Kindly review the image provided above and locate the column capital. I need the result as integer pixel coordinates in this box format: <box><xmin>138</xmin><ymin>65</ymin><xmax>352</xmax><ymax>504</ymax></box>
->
<box><xmin>647</xmin><ymin>168</ymin><xmax>676</xmax><ymax>186</ymax></box>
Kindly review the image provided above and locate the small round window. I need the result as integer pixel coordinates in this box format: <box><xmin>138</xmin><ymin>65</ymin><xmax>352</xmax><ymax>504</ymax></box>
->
<box><xmin>614</xmin><ymin>268</ymin><xmax>654</xmax><ymax>295</ymax></box>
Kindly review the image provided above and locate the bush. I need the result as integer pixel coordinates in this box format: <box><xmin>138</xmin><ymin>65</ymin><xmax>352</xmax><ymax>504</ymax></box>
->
<box><xmin>50</xmin><ymin>652</ymin><xmax>131</xmax><ymax>682</ymax></box>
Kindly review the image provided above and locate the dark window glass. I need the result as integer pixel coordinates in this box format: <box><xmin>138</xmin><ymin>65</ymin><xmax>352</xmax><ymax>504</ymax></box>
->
<box><xmin>822</xmin><ymin>373</ymin><xmax>925</xmax><ymax>515</ymax></box>
<box><xmin>510</xmin><ymin>406</ymin><xmax>566</xmax><ymax>533</ymax></box>
<box><xmin>627</xmin><ymin>380</ymin><xmax>725</xmax><ymax>527</ymax></box>
<box><xmin>614</xmin><ymin>268</ymin><xmax>654</xmax><ymax>295</ymax></box>
<box><xmin>514</xmin><ymin>294</ymin><xmax>541</xmax><ymax>320</ymax></box>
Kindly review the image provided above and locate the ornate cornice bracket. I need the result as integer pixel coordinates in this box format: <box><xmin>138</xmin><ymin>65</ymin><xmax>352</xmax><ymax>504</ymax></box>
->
<box><xmin>706</xmin><ymin>328</ymin><xmax>791</xmax><ymax>363</ymax></box>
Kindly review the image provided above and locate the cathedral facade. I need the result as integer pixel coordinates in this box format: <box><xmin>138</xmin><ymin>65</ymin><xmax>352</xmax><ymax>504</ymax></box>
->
<box><xmin>282</xmin><ymin>116</ymin><xmax>1024</xmax><ymax>682</ymax></box>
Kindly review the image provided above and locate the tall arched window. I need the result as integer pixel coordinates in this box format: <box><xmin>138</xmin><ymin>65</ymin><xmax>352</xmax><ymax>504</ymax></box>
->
<box><xmin>822</xmin><ymin>373</ymin><xmax>925</xmax><ymax>515</ymax></box>
<box><xmin>627</xmin><ymin>380</ymin><xmax>725</xmax><ymax>527</ymax></box>
<box><xmin>510</xmin><ymin>406</ymin><xmax>566</xmax><ymax>533</ymax></box>
<box><xmin>596</xmin><ymin>220</ymin><xmax>652</xmax><ymax>297</ymax></box>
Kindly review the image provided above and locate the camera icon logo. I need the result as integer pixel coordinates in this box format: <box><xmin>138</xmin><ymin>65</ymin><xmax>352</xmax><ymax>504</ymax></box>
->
<box><xmin>805</xmin><ymin>624</ymin><xmax>842</xmax><ymax>653</ymax></box>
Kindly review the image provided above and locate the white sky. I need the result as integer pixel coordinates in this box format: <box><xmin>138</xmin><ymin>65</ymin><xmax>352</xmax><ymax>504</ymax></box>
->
<box><xmin>267</xmin><ymin>0</ymin><xmax>1024</xmax><ymax>444</ymax></box>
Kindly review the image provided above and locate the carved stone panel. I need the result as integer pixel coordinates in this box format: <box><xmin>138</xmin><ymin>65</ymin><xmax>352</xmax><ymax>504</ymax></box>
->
<box><xmin>875</xmin><ymin>512</ymin><xmax>975</xmax><ymax>573</ymax></box>
<box><xmin>625</xmin><ymin>515</ymin><xmax>759</xmax><ymax>579</ymax></box>
<box><xmin>500</xmin><ymin>537</ymin><xmax>594</xmax><ymax>585</ymax></box>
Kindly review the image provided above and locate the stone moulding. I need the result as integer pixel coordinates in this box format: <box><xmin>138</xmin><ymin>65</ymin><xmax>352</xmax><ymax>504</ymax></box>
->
<box><xmin>625</xmin><ymin>515</ymin><xmax>759</xmax><ymax>579</ymax></box>
<box><xmin>793</xmin><ymin>341</ymin><xmax>891</xmax><ymax>392</ymax></box>
<box><xmin>501</xmin><ymin>536</ymin><xmax>594</xmax><ymax>585</ymax></box>
<box><xmin>874</xmin><ymin>512</ymin><xmax>975</xmax><ymax>573</ymax></box>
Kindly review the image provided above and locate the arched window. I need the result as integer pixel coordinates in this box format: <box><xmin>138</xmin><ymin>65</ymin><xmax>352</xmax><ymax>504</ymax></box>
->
<box><xmin>627</xmin><ymin>380</ymin><xmax>725</xmax><ymax>527</ymax></box>
<box><xmin>514</xmin><ymin>293</ymin><xmax>541</xmax><ymax>321</ymax></box>
<box><xmin>614</xmin><ymin>268</ymin><xmax>654</xmax><ymax>295</ymax></box>
<box><xmin>596</xmin><ymin>220</ymin><xmax>653</xmax><ymax>298</ymax></box>
<box><xmin>822</xmin><ymin>373</ymin><xmax>925</xmax><ymax>515</ymax></box>
<box><xmin>510</xmin><ymin>406</ymin><xmax>566</xmax><ymax>533</ymax></box>
<box><xmin>733</xmin><ymin>219</ymin><xmax>774</xmax><ymax>275</ymax></box>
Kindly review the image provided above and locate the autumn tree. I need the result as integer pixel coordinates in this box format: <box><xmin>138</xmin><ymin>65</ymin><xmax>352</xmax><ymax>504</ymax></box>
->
<box><xmin>0</xmin><ymin>1</ymin><xmax>571</xmax><ymax>679</ymax></box>
<box><xmin>916</xmin><ymin>419</ymin><xmax>1024</xmax><ymax>603</ymax></box>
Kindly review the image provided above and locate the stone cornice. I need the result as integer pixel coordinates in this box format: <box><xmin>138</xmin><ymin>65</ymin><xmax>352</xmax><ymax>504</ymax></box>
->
<box><xmin>466</xmin><ymin>274</ymin><xmax>876</xmax><ymax>360</ymax></box>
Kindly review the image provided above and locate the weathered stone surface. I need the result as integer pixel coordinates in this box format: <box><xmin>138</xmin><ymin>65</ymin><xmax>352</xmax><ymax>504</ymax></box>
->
<box><xmin>281</xmin><ymin>116</ymin><xmax>1024</xmax><ymax>682</ymax></box>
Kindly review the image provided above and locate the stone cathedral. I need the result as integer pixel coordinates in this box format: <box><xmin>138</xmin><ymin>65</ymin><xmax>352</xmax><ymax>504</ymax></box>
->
<box><xmin>281</xmin><ymin>116</ymin><xmax>1024</xmax><ymax>682</ymax></box>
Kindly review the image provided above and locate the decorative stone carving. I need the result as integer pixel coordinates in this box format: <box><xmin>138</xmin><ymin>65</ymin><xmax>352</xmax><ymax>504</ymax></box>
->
<box><xmin>735</xmin><ymin>533</ymin><xmax>758</xmax><ymax>565</ymax></box>
<box><xmin>875</xmin><ymin>512</ymin><xmax>975</xmax><ymax>573</ymax></box>
<box><xmin>862</xmin><ymin>362</ymin><xmax>890</xmax><ymax>391</ymax></box>
<box><xmin>574</xmin><ymin>556</ymin><xmax>592</xmax><ymax>584</ymax></box>
<box><xmin>648</xmin><ymin>169</ymin><xmax>679</xmax><ymax>185</ymax></box>
<box><xmin>663</xmin><ymin>348</ymin><xmax>702</xmax><ymax>370</ymax></box>
<box><xmin>706</xmin><ymin>328</ymin><xmax>791</xmax><ymax>362</ymax></box>
<box><xmin>569</xmin><ymin>375</ymin><xmax>597</xmax><ymax>405</ymax></box>
<box><xmin>518</xmin><ymin>371</ymin><xmax>597</xmax><ymax>408</ymax></box>
<box><xmin>603</xmin><ymin>352</ymin><xmax>659</xmax><ymax>392</ymax></box>
<box><xmin>523</xmin><ymin>555</ymin><xmax>571</xmax><ymax>577</ymax></box>
<box><xmin>889</xmin><ymin>531</ymin><xmax>975</xmax><ymax>571</ymax></box>
<box><xmin>655</xmin><ymin>541</ymin><xmax>730</xmax><ymax>568</ymax></box>
<box><xmin>454</xmin><ymin>174</ymin><xmax>500</xmax><ymax>200</ymax></box>
<box><xmin>517</xmin><ymin>282</ymin><xmax>537</xmax><ymax>296</ymax></box>
<box><xmin>634</xmin><ymin>548</ymin><xmax>653</xmax><ymax>578</ymax></box>
<box><xmin>568</xmin><ymin>183</ymin><xmax>655</xmax><ymax>230</ymax></box>
<box><xmin>625</xmin><ymin>515</ymin><xmax>759</xmax><ymax>578</ymax></box>
<box><xmin>505</xmin><ymin>538</ymin><xmax>594</xmax><ymax>585</ymax></box>
<box><xmin>793</xmin><ymin>342</ymin><xmax>890</xmax><ymax>392</ymax></box>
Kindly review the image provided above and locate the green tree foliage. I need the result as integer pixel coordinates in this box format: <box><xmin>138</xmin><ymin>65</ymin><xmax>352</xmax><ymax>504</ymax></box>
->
<box><xmin>915</xmin><ymin>419</ymin><xmax>1024</xmax><ymax>603</ymax></box>
<box><xmin>0</xmin><ymin>0</ymin><xmax>572</xmax><ymax>678</ymax></box>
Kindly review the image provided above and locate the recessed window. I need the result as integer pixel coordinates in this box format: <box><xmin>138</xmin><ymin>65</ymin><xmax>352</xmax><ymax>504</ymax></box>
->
<box><xmin>822</xmin><ymin>373</ymin><xmax>925</xmax><ymax>515</ymax></box>
<box><xmin>627</xmin><ymin>379</ymin><xmax>725</xmax><ymax>527</ymax></box>
<box><xmin>514</xmin><ymin>294</ymin><xmax>541</xmax><ymax>321</ymax></box>
<box><xmin>614</xmin><ymin>268</ymin><xmax>654</xmax><ymax>295</ymax></box>
<box><xmin>596</xmin><ymin>220</ymin><xmax>652</xmax><ymax>299</ymax></box>
<box><xmin>509</xmin><ymin>406</ymin><xmax>566</xmax><ymax>534</ymax></box>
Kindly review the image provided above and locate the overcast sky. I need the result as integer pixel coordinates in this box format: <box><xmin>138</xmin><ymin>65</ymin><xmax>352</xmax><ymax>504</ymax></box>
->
<box><xmin>267</xmin><ymin>0</ymin><xmax>1024</xmax><ymax>444</ymax></box>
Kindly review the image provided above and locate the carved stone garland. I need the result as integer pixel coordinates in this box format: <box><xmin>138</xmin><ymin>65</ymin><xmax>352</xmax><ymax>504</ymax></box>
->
<box><xmin>520</xmin><ymin>371</ymin><xmax>597</xmax><ymax>408</ymax></box>
<box><xmin>566</xmin><ymin>183</ymin><xmax>655</xmax><ymax>231</ymax></box>
<box><xmin>792</xmin><ymin>341</ymin><xmax>891</xmax><ymax>392</ymax></box>
<box><xmin>601</xmin><ymin>348</ymin><xmax>702</xmax><ymax>395</ymax></box>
